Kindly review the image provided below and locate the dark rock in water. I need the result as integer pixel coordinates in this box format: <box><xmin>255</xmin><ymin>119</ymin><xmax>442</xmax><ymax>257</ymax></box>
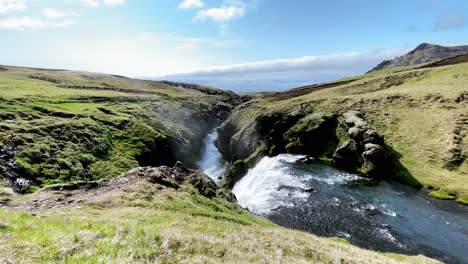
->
<box><xmin>344</xmin><ymin>178</ymin><xmax>377</xmax><ymax>188</ymax></box>
<box><xmin>332</xmin><ymin>140</ymin><xmax>361</xmax><ymax>170</ymax></box>
<box><xmin>276</xmin><ymin>185</ymin><xmax>315</xmax><ymax>193</ymax></box>
<box><xmin>283</xmin><ymin>112</ymin><xmax>337</xmax><ymax>156</ymax></box>
<box><xmin>296</xmin><ymin>156</ymin><xmax>316</xmax><ymax>164</ymax></box>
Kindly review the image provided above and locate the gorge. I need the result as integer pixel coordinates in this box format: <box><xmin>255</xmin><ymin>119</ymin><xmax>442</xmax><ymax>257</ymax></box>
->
<box><xmin>197</xmin><ymin>129</ymin><xmax>468</xmax><ymax>264</ymax></box>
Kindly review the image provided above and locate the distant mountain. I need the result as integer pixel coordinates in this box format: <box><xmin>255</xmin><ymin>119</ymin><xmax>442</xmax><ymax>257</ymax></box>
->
<box><xmin>370</xmin><ymin>43</ymin><xmax>468</xmax><ymax>71</ymax></box>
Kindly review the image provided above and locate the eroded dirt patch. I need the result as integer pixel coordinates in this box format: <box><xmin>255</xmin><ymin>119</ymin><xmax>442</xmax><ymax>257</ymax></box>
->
<box><xmin>422</xmin><ymin>54</ymin><xmax>468</xmax><ymax>68</ymax></box>
<box><xmin>338</xmin><ymin>71</ymin><xmax>429</xmax><ymax>95</ymax></box>
<box><xmin>0</xmin><ymin>164</ymin><xmax>234</xmax><ymax>212</ymax></box>
<box><xmin>269</xmin><ymin>79</ymin><xmax>358</xmax><ymax>101</ymax></box>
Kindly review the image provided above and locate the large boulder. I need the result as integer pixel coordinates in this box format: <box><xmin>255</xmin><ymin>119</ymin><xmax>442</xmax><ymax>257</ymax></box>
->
<box><xmin>332</xmin><ymin>140</ymin><xmax>361</xmax><ymax>170</ymax></box>
<box><xmin>333</xmin><ymin>111</ymin><xmax>385</xmax><ymax>178</ymax></box>
<box><xmin>362</xmin><ymin>143</ymin><xmax>384</xmax><ymax>175</ymax></box>
<box><xmin>283</xmin><ymin>113</ymin><xmax>337</xmax><ymax>156</ymax></box>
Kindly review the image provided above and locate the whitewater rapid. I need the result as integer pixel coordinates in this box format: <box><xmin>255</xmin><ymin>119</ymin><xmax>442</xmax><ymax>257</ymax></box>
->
<box><xmin>232</xmin><ymin>154</ymin><xmax>361</xmax><ymax>213</ymax></box>
<box><xmin>196</xmin><ymin>128</ymin><xmax>228</xmax><ymax>184</ymax></box>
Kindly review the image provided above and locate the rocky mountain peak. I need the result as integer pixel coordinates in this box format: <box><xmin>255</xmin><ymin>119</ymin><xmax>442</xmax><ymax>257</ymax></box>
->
<box><xmin>370</xmin><ymin>43</ymin><xmax>468</xmax><ymax>72</ymax></box>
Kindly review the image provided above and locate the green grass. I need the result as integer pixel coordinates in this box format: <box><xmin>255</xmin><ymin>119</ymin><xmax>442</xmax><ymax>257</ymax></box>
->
<box><xmin>429</xmin><ymin>190</ymin><xmax>456</xmax><ymax>200</ymax></box>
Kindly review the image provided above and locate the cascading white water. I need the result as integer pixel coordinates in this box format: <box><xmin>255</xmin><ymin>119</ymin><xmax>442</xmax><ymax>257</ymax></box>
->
<box><xmin>232</xmin><ymin>154</ymin><xmax>361</xmax><ymax>214</ymax></box>
<box><xmin>196</xmin><ymin>128</ymin><xmax>228</xmax><ymax>184</ymax></box>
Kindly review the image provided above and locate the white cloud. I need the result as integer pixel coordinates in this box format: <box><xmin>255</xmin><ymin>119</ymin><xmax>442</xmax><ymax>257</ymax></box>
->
<box><xmin>158</xmin><ymin>48</ymin><xmax>407</xmax><ymax>92</ymax></box>
<box><xmin>194</xmin><ymin>5</ymin><xmax>245</xmax><ymax>22</ymax></box>
<box><xmin>179</xmin><ymin>0</ymin><xmax>204</xmax><ymax>9</ymax></box>
<box><xmin>77</xmin><ymin>0</ymin><xmax>125</xmax><ymax>7</ymax></box>
<box><xmin>78</xmin><ymin>0</ymin><xmax>100</xmax><ymax>7</ymax></box>
<box><xmin>0</xmin><ymin>16</ymin><xmax>76</xmax><ymax>30</ymax></box>
<box><xmin>137</xmin><ymin>32</ymin><xmax>244</xmax><ymax>50</ymax></box>
<box><xmin>103</xmin><ymin>0</ymin><xmax>125</xmax><ymax>6</ymax></box>
<box><xmin>43</xmin><ymin>8</ymin><xmax>78</xmax><ymax>19</ymax></box>
<box><xmin>0</xmin><ymin>0</ymin><xmax>27</xmax><ymax>14</ymax></box>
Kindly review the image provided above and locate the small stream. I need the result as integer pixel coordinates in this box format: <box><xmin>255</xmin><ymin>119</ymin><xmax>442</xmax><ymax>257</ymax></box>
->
<box><xmin>197</xmin><ymin>131</ymin><xmax>468</xmax><ymax>264</ymax></box>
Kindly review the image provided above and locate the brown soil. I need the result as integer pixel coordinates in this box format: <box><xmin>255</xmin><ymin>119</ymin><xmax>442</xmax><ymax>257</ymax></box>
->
<box><xmin>0</xmin><ymin>165</ymin><xmax>229</xmax><ymax>212</ymax></box>
<box><xmin>268</xmin><ymin>79</ymin><xmax>358</xmax><ymax>101</ymax></box>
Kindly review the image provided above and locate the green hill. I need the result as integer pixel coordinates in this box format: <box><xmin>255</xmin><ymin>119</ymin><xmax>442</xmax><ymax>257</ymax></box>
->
<box><xmin>0</xmin><ymin>65</ymin><xmax>240</xmax><ymax>193</ymax></box>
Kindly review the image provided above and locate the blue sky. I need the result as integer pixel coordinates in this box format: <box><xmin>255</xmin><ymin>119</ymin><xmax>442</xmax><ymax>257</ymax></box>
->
<box><xmin>1</xmin><ymin>0</ymin><xmax>467</xmax><ymax>91</ymax></box>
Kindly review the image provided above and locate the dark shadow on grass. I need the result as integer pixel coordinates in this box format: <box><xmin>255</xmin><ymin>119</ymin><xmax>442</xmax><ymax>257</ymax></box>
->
<box><xmin>382</xmin><ymin>144</ymin><xmax>422</xmax><ymax>188</ymax></box>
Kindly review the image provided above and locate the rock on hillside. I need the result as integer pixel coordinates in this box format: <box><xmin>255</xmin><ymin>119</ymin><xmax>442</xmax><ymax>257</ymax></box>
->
<box><xmin>371</xmin><ymin>43</ymin><xmax>468</xmax><ymax>71</ymax></box>
<box><xmin>1</xmin><ymin>162</ymin><xmax>236</xmax><ymax>211</ymax></box>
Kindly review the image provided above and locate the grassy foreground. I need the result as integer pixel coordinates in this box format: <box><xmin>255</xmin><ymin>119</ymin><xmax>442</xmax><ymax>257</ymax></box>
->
<box><xmin>0</xmin><ymin>169</ymin><xmax>437</xmax><ymax>264</ymax></box>
<box><xmin>219</xmin><ymin>59</ymin><xmax>467</xmax><ymax>204</ymax></box>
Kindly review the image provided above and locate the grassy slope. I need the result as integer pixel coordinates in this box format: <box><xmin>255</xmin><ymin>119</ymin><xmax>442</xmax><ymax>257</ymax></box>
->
<box><xmin>0</xmin><ymin>172</ymin><xmax>437</xmax><ymax>264</ymax></box>
<box><xmin>221</xmin><ymin>62</ymin><xmax>467</xmax><ymax>204</ymax></box>
<box><xmin>0</xmin><ymin>66</ymin><xmax>235</xmax><ymax>189</ymax></box>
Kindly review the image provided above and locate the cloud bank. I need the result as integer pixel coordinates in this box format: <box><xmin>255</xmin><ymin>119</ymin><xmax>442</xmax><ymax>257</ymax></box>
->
<box><xmin>157</xmin><ymin>48</ymin><xmax>406</xmax><ymax>92</ymax></box>
<box><xmin>0</xmin><ymin>0</ymin><xmax>27</xmax><ymax>14</ymax></box>
<box><xmin>0</xmin><ymin>16</ymin><xmax>76</xmax><ymax>30</ymax></box>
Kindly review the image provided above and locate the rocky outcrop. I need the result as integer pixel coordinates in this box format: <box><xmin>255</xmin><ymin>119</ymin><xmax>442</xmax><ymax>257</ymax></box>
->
<box><xmin>1</xmin><ymin>162</ymin><xmax>237</xmax><ymax>211</ymax></box>
<box><xmin>218</xmin><ymin>109</ymin><xmax>387</xmax><ymax>186</ymax></box>
<box><xmin>370</xmin><ymin>43</ymin><xmax>468</xmax><ymax>72</ymax></box>
<box><xmin>333</xmin><ymin>111</ymin><xmax>385</xmax><ymax>178</ymax></box>
<box><xmin>283</xmin><ymin>113</ymin><xmax>337</xmax><ymax>156</ymax></box>
<box><xmin>217</xmin><ymin>110</ymin><xmax>305</xmax><ymax>188</ymax></box>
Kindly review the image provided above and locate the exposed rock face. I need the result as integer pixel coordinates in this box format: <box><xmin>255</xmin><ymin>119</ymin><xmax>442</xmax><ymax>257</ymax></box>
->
<box><xmin>218</xmin><ymin>108</ymin><xmax>388</xmax><ymax>186</ymax></box>
<box><xmin>370</xmin><ymin>43</ymin><xmax>468</xmax><ymax>72</ymax></box>
<box><xmin>332</xmin><ymin>140</ymin><xmax>360</xmax><ymax>170</ymax></box>
<box><xmin>333</xmin><ymin>111</ymin><xmax>385</xmax><ymax>178</ymax></box>
<box><xmin>283</xmin><ymin>113</ymin><xmax>337</xmax><ymax>156</ymax></box>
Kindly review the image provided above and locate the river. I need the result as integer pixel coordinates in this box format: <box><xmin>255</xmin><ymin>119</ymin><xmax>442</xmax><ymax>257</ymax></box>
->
<box><xmin>197</xmin><ymin>130</ymin><xmax>468</xmax><ymax>264</ymax></box>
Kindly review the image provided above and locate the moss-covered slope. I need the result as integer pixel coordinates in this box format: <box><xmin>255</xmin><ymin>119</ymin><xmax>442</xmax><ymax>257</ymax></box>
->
<box><xmin>218</xmin><ymin>58</ymin><xmax>467</xmax><ymax>204</ymax></box>
<box><xmin>0</xmin><ymin>65</ymin><xmax>241</xmax><ymax>192</ymax></box>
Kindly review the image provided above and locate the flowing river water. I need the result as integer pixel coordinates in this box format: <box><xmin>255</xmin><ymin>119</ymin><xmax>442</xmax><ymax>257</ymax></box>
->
<box><xmin>197</xmin><ymin>129</ymin><xmax>468</xmax><ymax>264</ymax></box>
